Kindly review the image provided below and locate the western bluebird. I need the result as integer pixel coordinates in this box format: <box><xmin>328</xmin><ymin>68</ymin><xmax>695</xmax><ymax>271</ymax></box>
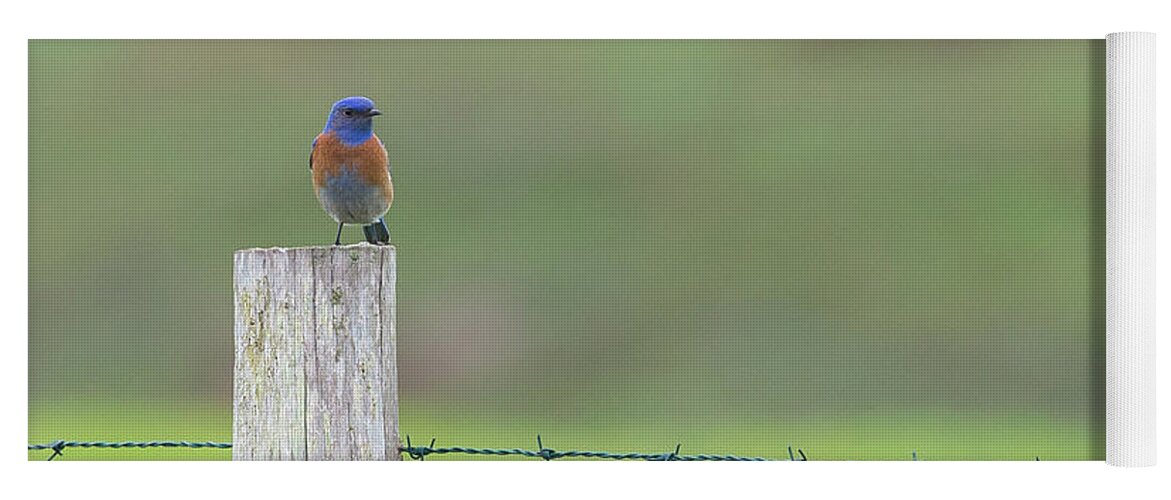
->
<box><xmin>310</xmin><ymin>96</ymin><xmax>394</xmax><ymax>245</ymax></box>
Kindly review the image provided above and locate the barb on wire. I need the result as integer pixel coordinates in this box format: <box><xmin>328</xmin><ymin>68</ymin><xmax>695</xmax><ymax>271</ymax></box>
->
<box><xmin>662</xmin><ymin>443</ymin><xmax>682</xmax><ymax>461</ymax></box>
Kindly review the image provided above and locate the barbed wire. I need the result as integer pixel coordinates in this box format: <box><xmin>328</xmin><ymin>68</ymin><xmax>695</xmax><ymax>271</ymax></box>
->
<box><xmin>27</xmin><ymin>435</ymin><xmax>799</xmax><ymax>462</ymax></box>
<box><xmin>399</xmin><ymin>435</ymin><xmax>785</xmax><ymax>461</ymax></box>
<box><xmin>27</xmin><ymin>440</ymin><xmax>232</xmax><ymax>461</ymax></box>
<box><xmin>28</xmin><ymin>437</ymin><xmax>1043</xmax><ymax>461</ymax></box>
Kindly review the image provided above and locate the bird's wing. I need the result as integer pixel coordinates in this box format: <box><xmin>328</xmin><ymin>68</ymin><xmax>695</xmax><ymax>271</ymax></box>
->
<box><xmin>309</xmin><ymin>136</ymin><xmax>318</xmax><ymax>170</ymax></box>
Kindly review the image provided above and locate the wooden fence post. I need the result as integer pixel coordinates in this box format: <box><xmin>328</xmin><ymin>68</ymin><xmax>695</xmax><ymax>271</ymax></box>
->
<box><xmin>232</xmin><ymin>245</ymin><xmax>399</xmax><ymax>460</ymax></box>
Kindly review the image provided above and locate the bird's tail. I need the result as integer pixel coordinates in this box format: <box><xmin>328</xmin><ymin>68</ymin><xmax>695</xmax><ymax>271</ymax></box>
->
<box><xmin>362</xmin><ymin>218</ymin><xmax>390</xmax><ymax>245</ymax></box>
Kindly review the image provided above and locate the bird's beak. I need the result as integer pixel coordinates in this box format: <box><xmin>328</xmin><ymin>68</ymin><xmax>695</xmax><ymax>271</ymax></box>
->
<box><xmin>366</xmin><ymin>109</ymin><xmax>383</xmax><ymax>117</ymax></box>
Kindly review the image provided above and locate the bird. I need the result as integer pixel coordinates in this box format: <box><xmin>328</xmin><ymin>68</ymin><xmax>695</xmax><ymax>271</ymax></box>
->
<box><xmin>310</xmin><ymin>96</ymin><xmax>394</xmax><ymax>246</ymax></box>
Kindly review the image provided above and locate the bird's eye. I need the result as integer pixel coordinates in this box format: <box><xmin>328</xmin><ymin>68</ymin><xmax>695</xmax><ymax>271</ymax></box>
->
<box><xmin>342</xmin><ymin>109</ymin><xmax>354</xmax><ymax>117</ymax></box>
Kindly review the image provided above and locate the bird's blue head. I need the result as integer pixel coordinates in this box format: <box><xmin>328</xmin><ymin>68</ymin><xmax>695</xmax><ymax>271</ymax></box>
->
<box><xmin>324</xmin><ymin>96</ymin><xmax>382</xmax><ymax>145</ymax></box>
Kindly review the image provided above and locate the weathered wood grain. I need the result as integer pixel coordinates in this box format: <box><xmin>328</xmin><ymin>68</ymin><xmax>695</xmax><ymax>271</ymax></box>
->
<box><xmin>233</xmin><ymin>245</ymin><xmax>398</xmax><ymax>460</ymax></box>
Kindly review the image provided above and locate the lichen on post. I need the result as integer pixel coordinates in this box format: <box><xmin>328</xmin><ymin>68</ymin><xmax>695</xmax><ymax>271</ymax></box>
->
<box><xmin>232</xmin><ymin>245</ymin><xmax>398</xmax><ymax>460</ymax></box>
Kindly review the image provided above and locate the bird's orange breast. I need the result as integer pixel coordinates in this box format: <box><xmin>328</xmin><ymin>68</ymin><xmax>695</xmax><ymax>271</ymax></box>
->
<box><xmin>311</xmin><ymin>132</ymin><xmax>393</xmax><ymax>206</ymax></box>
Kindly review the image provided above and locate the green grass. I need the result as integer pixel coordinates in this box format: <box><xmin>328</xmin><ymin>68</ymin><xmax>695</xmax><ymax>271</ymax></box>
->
<box><xmin>28</xmin><ymin>401</ymin><xmax>230</xmax><ymax>461</ymax></box>
<box><xmin>29</xmin><ymin>401</ymin><xmax>1099</xmax><ymax>461</ymax></box>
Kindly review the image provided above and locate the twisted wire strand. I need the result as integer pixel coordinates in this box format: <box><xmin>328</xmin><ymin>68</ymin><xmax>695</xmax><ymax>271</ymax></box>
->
<box><xmin>399</xmin><ymin>436</ymin><xmax>778</xmax><ymax>461</ymax></box>
<box><xmin>399</xmin><ymin>445</ymin><xmax>769</xmax><ymax>461</ymax></box>
<box><xmin>28</xmin><ymin>440</ymin><xmax>233</xmax><ymax>461</ymax></box>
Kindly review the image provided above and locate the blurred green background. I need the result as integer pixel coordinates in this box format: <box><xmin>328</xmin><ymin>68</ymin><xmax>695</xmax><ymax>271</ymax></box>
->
<box><xmin>29</xmin><ymin>40</ymin><xmax>1104</xmax><ymax>460</ymax></box>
